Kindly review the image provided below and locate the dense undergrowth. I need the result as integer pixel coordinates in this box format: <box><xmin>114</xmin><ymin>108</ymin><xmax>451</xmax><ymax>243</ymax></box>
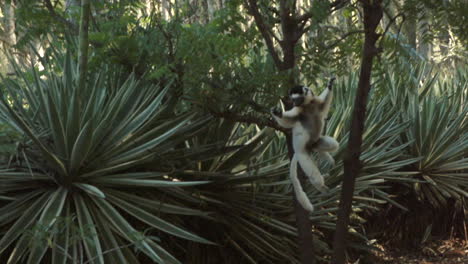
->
<box><xmin>0</xmin><ymin>49</ymin><xmax>465</xmax><ymax>263</ymax></box>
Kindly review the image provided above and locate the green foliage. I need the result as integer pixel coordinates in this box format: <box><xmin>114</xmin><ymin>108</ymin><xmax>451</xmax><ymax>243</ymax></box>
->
<box><xmin>168</xmin><ymin>123</ymin><xmax>300</xmax><ymax>263</ymax></box>
<box><xmin>363</xmin><ymin>64</ymin><xmax>468</xmax><ymax>243</ymax></box>
<box><xmin>0</xmin><ymin>53</ymin><xmax>213</xmax><ymax>263</ymax></box>
<box><xmin>0</xmin><ymin>122</ymin><xmax>20</xmax><ymax>158</ymax></box>
<box><xmin>1</xmin><ymin>1</ymin><xmax>467</xmax><ymax>263</ymax></box>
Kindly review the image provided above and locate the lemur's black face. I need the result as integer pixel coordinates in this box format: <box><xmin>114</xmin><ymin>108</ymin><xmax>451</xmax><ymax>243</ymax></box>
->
<box><xmin>289</xmin><ymin>85</ymin><xmax>313</xmax><ymax>106</ymax></box>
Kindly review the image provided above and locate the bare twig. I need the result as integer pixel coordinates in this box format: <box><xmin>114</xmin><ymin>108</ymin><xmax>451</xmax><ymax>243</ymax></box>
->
<box><xmin>155</xmin><ymin>22</ymin><xmax>175</xmax><ymax>59</ymax></box>
<box><xmin>332</xmin><ymin>1</ymin><xmax>383</xmax><ymax>263</ymax></box>
<box><xmin>325</xmin><ymin>30</ymin><xmax>365</xmax><ymax>49</ymax></box>
<box><xmin>247</xmin><ymin>100</ymin><xmax>270</xmax><ymax>114</ymax></box>
<box><xmin>378</xmin><ymin>13</ymin><xmax>405</xmax><ymax>49</ymax></box>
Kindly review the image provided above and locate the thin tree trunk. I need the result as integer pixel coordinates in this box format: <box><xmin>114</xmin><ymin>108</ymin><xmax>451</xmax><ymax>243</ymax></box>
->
<box><xmin>404</xmin><ymin>18</ymin><xmax>417</xmax><ymax>49</ymax></box>
<box><xmin>161</xmin><ymin>0</ymin><xmax>170</xmax><ymax>20</ymax></box>
<box><xmin>207</xmin><ymin>0</ymin><xmax>215</xmax><ymax>21</ymax></box>
<box><xmin>331</xmin><ymin>1</ymin><xmax>383</xmax><ymax>264</ymax></box>
<box><xmin>245</xmin><ymin>1</ymin><xmax>315</xmax><ymax>262</ymax></box>
<box><xmin>277</xmin><ymin>2</ymin><xmax>316</xmax><ymax>263</ymax></box>
<box><xmin>78</xmin><ymin>0</ymin><xmax>90</xmax><ymax>94</ymax></box>
<box><xmin>417</xmin><ymin>14</ymin><xmax>430</xmax><ymax>59</ymax></box>
<box><xmin>65</xmin><ymin>0</ymin><xmax>81</xmax><ymax>24</ymax></box>
<box><xmin>201</xmin><ymin>0</ymin><xmax>209</xmax><ymax>23</ymax></box>
<box><xmin>3</xmin><ymin>0</ymin><xmax>16</xmax><ymax>47</ymax></box>
<box><xmin>2</xmin><ymin>0</ymin><xmax>17</xmax><ymax>73</ymax></box>
<box><xmin>439</xmin><ymin>0</ymin><xmax>450</xmax><ymax>57</ymax></box>
<box><xmin>401</xmin><ymin>0</ymin><xmax>416</xmax><ymax>49</ymax></box>
<box><xmin>286</xmin><ymin>134</ymin><xmax>316</xmax><ymax>264</ymax></box>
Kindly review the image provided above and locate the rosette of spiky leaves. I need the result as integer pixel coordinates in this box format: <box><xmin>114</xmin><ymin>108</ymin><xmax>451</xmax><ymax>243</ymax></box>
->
<box><xmin>158</xmin><ymin>119</ymin><xmax>299</xmax><ymax>263</ymax></box>
<box><xmin>0</xmin><ymin>54</ymin><xmax>213</xmax><ymax>264</ymax></box>
<box><xmin>403</xmin><ymin>88</ymin><xmax>467</xmax><ymax>208</ymax></box>
<box><xmin>365</xmin><ymin>64</ymin><xmax>468</xmax><ymax>242</ymax></box>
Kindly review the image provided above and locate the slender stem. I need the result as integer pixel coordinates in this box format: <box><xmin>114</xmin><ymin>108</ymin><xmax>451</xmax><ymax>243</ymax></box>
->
<box><xmin>78</xmin><ymin>0</ymin><xmax>90</xmax><ymax>95</ymax></box>
<box><xmin>331</xmin><ymin>1</ymin><xmax>383</xmax><ymax>263</ymax></box>
<box><xmin>244</xmin><ymin>0</ymin><xmax>283</xmax><ymax>69</ymax></box>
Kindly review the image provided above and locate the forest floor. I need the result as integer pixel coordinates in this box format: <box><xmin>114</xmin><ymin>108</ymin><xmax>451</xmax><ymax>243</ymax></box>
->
<box><xmin>362</xmin><ymin>238</ymin><xmax>467</xmax><ymax>264</ymax></box>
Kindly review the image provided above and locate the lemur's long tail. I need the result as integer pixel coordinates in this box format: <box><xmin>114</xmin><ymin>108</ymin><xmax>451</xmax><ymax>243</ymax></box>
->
<box><xmin>290</xmin><ymin>154</ymin><xmax>314</xmax><ymax>212</ymax></box>
<box><xmin>296</xmin><ymin>151</ymin><xmax>324</xmax><ymax>189</ymax></box>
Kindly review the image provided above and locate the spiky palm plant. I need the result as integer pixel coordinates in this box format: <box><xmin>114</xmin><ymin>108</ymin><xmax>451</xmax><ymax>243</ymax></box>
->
<box><xmin>0</xmin><ymin>55</ymin><xmax>213</xmax><ymax>264</ymax></box>
<box><xmin>163</xmin><ymin>120</ymin><xmax>299</xmax><ymax>263</ymax></box>
<box><xmin>365</xmin><ymin>64</ymin><xmax>468</xmax><ymax>243</ymax></box>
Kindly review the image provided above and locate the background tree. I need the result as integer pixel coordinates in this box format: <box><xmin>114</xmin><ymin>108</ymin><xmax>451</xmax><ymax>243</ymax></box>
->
<box><xmin>332</xmin><ymin>1</ymin><xmax>383</xmax><ymax>263</ymax></box>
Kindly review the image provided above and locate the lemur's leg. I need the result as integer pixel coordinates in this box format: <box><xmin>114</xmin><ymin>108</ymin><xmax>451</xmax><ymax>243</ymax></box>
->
<box><xmin>296</xmin><ymin>150</ymin><xmax>328</xmax><ymax>192</ymax></box>
<box><xmin>292</xmin><ymin>132</ymin><xmax>326</xmax><ymax>191</ymax></box>
<box><xmin>308</xmin><ymin>136</ymin><xmax>339</xmax><ymax>166</ymax></box>
<box><xmin>313</xmin><ymin>136</ymin><xmax>339</xmax><ymax>152</ymax></box>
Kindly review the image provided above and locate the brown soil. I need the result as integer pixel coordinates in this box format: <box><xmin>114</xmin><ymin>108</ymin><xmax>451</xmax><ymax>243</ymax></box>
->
<box><xmin>360</xmin><ymin>239</ymin><xmax>467</xmax><ymax>264</ymax></box>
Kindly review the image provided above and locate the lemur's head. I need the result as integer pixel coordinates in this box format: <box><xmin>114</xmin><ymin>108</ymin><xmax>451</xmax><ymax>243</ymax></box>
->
<box><xmin>289</xmin><ymin>85</ymin><xmax>314</xmax><ymax>106</ymax></box>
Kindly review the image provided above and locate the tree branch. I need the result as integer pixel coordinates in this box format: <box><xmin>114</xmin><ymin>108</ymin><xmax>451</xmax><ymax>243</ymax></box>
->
<box><xmin>296</xmin><ymin>12</ymin><xmax>313</xmax><ymax>24</ymax></box>
<box><xmin>43</xmin><ymin>0</ymin><xmax>78</xmax><ymax>34</ymax></box>
<box><xmin>244</xmin><ymin>0</ymin><xmax>283</xmax><ymax>69</ymax></box>
<box><xmin>331</xmin><ymin>0</ymin><xmax>351</xmax><ymax>10</ymax></box>
<box><xmin>297</xmin><ymin>0</ymin><xmax>350</xmax><ymax>23</ymax></box>
<box><xmin>325</xmin><ymin>30</ymin><xmax>365</xmax><ymax>49</ymax></box>
<box><xmin>210</xmin><ymin>110</ymin><xmax>287</xmax><ymax>133</ymax></box>
<box><xmin>331</xmin><ymin>1</ymin><xmax>383</xmax><ymax>263</ymax></box>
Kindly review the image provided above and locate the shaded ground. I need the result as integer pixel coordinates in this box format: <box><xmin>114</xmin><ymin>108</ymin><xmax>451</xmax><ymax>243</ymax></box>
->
<box><xmin>361</xmin><ymin>238</ymin><xmax>467</xmax><ymax>264</ymax></box>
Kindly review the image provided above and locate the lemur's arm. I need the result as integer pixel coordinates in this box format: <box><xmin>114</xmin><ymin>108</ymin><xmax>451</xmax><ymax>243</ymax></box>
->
<box><xmin>282</xmin><ymin>107</ymin><xmax>301</xmax><ymax>118</ymax></box>
<box><xmin>318</xmin><ymin>77</ymin><xmax>335</xmax><ymax>115</ymax></box>
<box><xmin>271</xmin><ymin>107</ymin><xmax>300</xmax><ymax>129</ymax></box>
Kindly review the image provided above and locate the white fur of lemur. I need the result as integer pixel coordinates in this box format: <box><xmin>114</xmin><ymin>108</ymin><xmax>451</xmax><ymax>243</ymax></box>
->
<box><xmin>271</xmin><ymin>78</ymin><xmax>339</xmax><ymax>212</ymax></box>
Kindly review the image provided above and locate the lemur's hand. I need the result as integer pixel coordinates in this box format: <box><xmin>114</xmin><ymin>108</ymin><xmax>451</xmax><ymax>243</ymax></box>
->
<box><xmin>328</xmin><ymin>76</ymin><xmax>336</xmax><ymax>91</ymax></box>
<box><xmin>271</xmin><ymin>107</ymin><xmax>282</xmax><ymax>117</ymax></box>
